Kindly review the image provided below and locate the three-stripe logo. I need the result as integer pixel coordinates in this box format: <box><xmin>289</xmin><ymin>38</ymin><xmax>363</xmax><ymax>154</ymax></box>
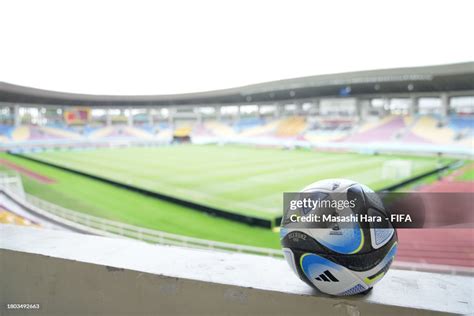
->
<box><xmin>315</xmin><ymin>270</ymin><xmax>339</xmax><ymax>282</ymax></box>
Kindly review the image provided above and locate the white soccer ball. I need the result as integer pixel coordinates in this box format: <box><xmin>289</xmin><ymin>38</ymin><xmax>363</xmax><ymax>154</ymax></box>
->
<box><xmin>280</xmin><ymin>179</ymin><xmax>397</xmax><ymax>296</ymax></box>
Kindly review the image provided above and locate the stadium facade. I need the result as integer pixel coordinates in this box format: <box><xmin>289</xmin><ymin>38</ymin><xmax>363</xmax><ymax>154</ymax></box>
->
<box><xmin>0</xmin><ymin>63</ymin><xmax>472</xmax><ymax>158</ymax></box>
<box><xmin>1</xmin><ymin>62</ymin><xmax>474</xmax><ymax>106</ymax></box>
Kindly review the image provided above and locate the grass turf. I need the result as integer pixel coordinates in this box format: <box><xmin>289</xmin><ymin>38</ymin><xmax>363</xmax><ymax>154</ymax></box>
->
<box><xmin>0</xmin><ymin>152</ymin><xmax>280</xmax><ymax>248</ymax></box>
<box><xmin>1</xmin><ymin>145</ymin><xmax>451</xmax><ymax>248</ymax></box>
<box><xmin>456</xmin><ymin>163</ymin><xmax>474</xmax><ymax>181</ymax></box>
<box><xmin>22</xmin><ymin>145</ymin><xmax>450</xmax><ymax>220</ymax></box>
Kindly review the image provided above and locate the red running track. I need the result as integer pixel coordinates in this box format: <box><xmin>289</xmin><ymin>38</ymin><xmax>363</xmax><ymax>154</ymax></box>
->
<box><xmin>395</xmin><ymin>170</ymin><xmax>473</xmax><ymax>269</ymax></box>
<box><xmin>0</xmin><ymin>159</ymin><xmax>56</xmax><ymax>184</ymax></box>
<box><xmin>396</xmin><ymin>229</ymin><xmax>474</xmax><ymax>268</ymax></box>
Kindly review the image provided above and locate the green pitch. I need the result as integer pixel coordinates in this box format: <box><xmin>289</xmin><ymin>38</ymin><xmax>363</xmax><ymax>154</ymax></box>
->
<box><xmin>1</xmin><ymin>145</ymin><xmax>450</xmax><ymax>248</ymax></box>
<box><xmin>23</xmin><ymin>145</ymin><xmax>447</xmax><ymax>220</ymax></box>
<box><xmin>456</xmin><ymin>164</ymin><xmax>474</xmax><ymax>181</ymax></box>
<box><xmin>0</xmin><ymin>152</ymin><xmax>280</xmax><ymax>248</ymax></box>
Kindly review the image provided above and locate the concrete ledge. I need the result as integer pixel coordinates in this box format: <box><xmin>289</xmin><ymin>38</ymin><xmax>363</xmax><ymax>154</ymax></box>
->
<box><xmin>1</xmin><ymin>225</ymin><xmax>472</xmax><ymax>315</ymax></box>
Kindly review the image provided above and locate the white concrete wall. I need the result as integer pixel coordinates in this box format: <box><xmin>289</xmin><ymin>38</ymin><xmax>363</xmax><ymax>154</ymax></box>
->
<box><xmin>1</xmin><ymin>225</ymin><xmax>472</xmax><ymax>315</ymax></box>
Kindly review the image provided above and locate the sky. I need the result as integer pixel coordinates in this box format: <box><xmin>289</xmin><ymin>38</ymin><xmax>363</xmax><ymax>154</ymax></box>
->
<box><xmin>1</xmin><ymin>0</ymin><xmax>473</xmax><ymax>95</ymax></box>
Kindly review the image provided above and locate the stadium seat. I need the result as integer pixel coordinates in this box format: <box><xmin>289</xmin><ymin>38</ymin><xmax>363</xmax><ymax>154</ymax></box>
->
<box><xmin>0</xmin><ymin>208</ymin><xmax>39</xmax><ymax>227</ymax></box>
<box><xmin>275</xmin><ymin>117</ymin><xmax>307</xmax><ymax>137</ymax></box>
<box><xmin>410</xmin><ymin>116</ymin><xmax>456</xmax><ymax>144</ymax></box>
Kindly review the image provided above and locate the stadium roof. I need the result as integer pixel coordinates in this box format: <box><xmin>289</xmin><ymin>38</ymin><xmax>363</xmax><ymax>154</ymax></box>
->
<box><xmin>1</xmin><ymin>62</ymin><xmax>473</xmax><ymax>107</ymax></box>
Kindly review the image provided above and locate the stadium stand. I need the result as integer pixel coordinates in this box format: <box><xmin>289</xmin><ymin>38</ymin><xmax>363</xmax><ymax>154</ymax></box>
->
<box><xmin>450</xmin><ymin>116</ymin><xmax>473</xmax><ymax>131</ymax></box>
<box><xmin>303</xmin><ymin>117</ymin><xmax>355</xmax><ymax>142</ymax></box>
<box><xmin>0</xmin><ymin>207</ymin><xmax>38</xmax><ymax>227</ymax></box>
<box><xmin>357</xmin><ymin>116</ymin><xmax>396</xmax><ymax>134</ymax></box>
<box><xmin>0</xmin><ymin>125</ymin><xmax>13</xmax><ymax>142</ymax></box>
<box><xmin>275</xmin><ymin>116</ymin><xmax>307</xmax><ymax>137</ymax></box>
<box><xmin>88</xmin><ymin>126</ymin><xmax>117</xmax><ymax>139</ymax></box>
<box><xmin>239</xmin><ymin>119</ymin><xmax>281</xmax><ymax>137</ymax></box>
<box><xmin>122</xmin><ymin>126</ymin><xmax>154</xmax><ymax>139</ymax></box>
<box><xmin>204</xmin><ymin>121</ymin><xmax>236</xmax><ymax>137</ymax></box>
<box><xmin>0</xmin><ymin>112</ymin><xmax>472</xmax><ymax>150</ymax></box>
<box><xmin>40</xmin><ymin>125</ymin><xmax>82</xmax><ymax>139</ymax></box>
<box><xmin>156</xmin><ymin>129</ymin><xmax>172</xmax><ymax>140</ymax></box>
<box><xmin>303</xmin><ymin>130</ymin><xmax>346</xmax><ymax>143</ymax></box>
<box><xmin>0</xmin><ymin>114</ymin><xmax>472</xmax><ymax>148</ymax></box>
<box><xmin>343</xmin><ymin>116</ymin><xmax>406</xmax><ymax>143</ymax></box>
<box><xmin>11</xmin><ymin>125</ymin><xmax>30</xmax><ymax>141</ymax></box>
<box><xmin>0</xmin><ymin>135</ymin><xmax>9</xmax><ymax>143</ymax></box>
<box><xmin>450</xmin><ymin>116</ymin><xmax>474</xmax><ymax>142</ymax></box>
<box><xmin>233</xmin><ymin>117</ymin><xmax>264</xmax><ymax>132</ymax></box>
<box><xmin>82</xmin><ymin>125</ymin><xmax>102</xmax><ymax>136</ymax></box>
<box><xmin>28</xmin><ymin>126</ymin><xmax>59</xmax><ymax>140</ymax></box>
<box><xmin>312</xmin><ymin>118</ymin><xmax>355</xmax><ymax>131</ymax></box>
<box><xmin>410</xmin><ymin>116</ymin><xmax>456</xmax><ymax>144</ymax></box>
<box><xmin>136</xmin><ymin>124</ymin><xmax>157</xmax><ymax>134</ymax></box>
<box><xmin>190</xmin><ymin>123</ymin><xmax>211</xmax><ymax>137</ymax></box>
<box><xmin>173</xmin><ymin>126</ymin><xmax>192</xmax><ymax>137</ymax></box>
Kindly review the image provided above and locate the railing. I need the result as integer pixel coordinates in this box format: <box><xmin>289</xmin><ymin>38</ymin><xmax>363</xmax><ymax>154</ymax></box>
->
<box><xmin>0</xmin><ymin>173</ymin><xmax>25</xmax><ymax>199</ymax></box>
<box><xmin>0</xmin><ymin>174</ymin><xmax>283</xmax><ymax>258</ymax></box>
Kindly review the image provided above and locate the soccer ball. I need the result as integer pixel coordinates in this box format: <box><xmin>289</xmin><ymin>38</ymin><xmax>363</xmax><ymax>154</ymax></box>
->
<box><xmin>280</xmin><ymin>179</ymin><xmax>397</xmax><ymax>296</ymax></box>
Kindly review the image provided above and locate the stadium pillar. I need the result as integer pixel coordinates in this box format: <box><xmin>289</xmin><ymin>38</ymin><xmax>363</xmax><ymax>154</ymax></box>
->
<box><xmin>106</xmin><ymin>109</ymin><xmax>112</xmax><ymax>126</ymax></box>
<box><xmin>278</xmin><ymin>102</ymin><xmax>286</xmax><ymax>117</ymax></box>
<box><xmin>168</xmin><ymin>107</ymin><xmax>175</xmax><ymax>125</ymax></box>
<box><xmin>215</xmin><ymin>106</ymin><xmax>221</xmax><ymax>121</ymax></box>
<box><xmin>128</xmin><ymin>107</ymin><xmax>133</xmax><ymax>126</ymax></box>
<box><xmin>410</xmin><ymin>96</ymin><xmax>418</xmax><ymax>116</ymax></box>
<box><xmin>236</xmin><ymin>105</ymin><xmax>241</xmax><ymax>121</ymax></box>
<box><xmin>313</xmin><ymin>99</ymin><xmax>320</xmax><ymax>115</ymax></box>
<box><xmin>38</xmin><ymin>108</ymin><xmax>44</xmax><ymax>126</ymax></box>
<box><xmin>364</xmin><ymin>100</ymin><xmax>371</xmax><ymax>120</ymax></box>
<box><xmin>382</xmin><ymin>98</ymin><xmax>390</xmax><ymax>116</ymax></box>
<box><xmin>441</xmin><ymin>93</ymin><xmax>449</xmax><ymax>118</ymax></box>
<box><xmin>356</xmin><ymin>99</ymin><xmax>363</xmax><ymax>122</ymax></box>
<box><xmin>147</xmin><ymin>108</ymin><xmax>153</xmax><ymax>126</ymax></box>
<box><xmin>295</xmin><ymin>102</ymin><xmax>303</xmax><ymax>115</ymax></box>
<box><xmin>13</xmin><ymin>104</ymin><xmax>20</xmax><ymax>126</ymax></box>
<box><xmin>274</xmin><ymin>103</ymin><xmax>281</xmax><ymax>118</ymax></box>
<box><xmin>61</xmin><ymin>106</ymin><xmax>67</xmax><ymax>123</ymax></box>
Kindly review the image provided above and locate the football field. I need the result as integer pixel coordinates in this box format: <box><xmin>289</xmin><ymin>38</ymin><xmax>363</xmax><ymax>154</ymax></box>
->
<box><xmin>0</xmin><ymin>145</ymin><xmax>452</xmax><ymax>248</ymax></box>
<box><xmin>22</xmin><ymin>145</ymin><xmax>447</xmax><ymax>220</ymax></box>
